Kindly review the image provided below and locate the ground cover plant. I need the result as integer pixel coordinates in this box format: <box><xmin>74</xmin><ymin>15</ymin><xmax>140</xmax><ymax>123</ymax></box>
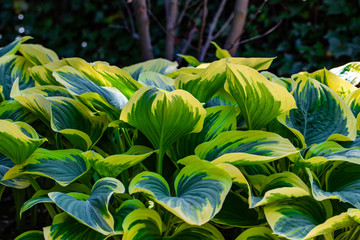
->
<box><xmin>1</xmin><ymin>36</ymin><xmax>360</xmax><ymax>240</ymax></box>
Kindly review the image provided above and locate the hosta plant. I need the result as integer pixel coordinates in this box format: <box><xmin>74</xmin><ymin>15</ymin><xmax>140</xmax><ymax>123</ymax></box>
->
<box><xmin>1</xmin><ymin>36</ymin><xmax>360</xmax><ymax>240</ymax></box>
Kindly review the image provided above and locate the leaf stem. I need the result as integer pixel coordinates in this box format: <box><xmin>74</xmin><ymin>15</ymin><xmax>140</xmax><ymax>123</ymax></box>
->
<box><xmin>156</xmin><ymin>149</ymin><xmax>165</xmax><ymax>175</ymax></box>
<box><xmin>26</xmin><ymin>176</ymin><xmax>57</xmax><ymax>219</ymax></box>
<box><xmin>121</xmin><ymin>128</ymin><xmax>133</xmax><ymax>148</ymax></box>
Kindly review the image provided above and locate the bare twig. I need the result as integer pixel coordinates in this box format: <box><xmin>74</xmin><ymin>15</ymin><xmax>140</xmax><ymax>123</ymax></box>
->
<box><xmin>147</xmin><ymin>8</ymin><xmax>167</xmax><ymax>34</ymax></box>
<box><xmin>176</xmin><ymin>27</ymin><xmax>198</xmax><ymax>64</ymax></box>
<box><xmin>236</xmin><ymin>19</ymin><xmax>282</xmax><ymax>46</ymax></box>
<box><xmin>246</xmin><ymin>0</ymin><xmax>268</xmax><ymax>28</ymax></box>
<box><xmin>199</xmin><ymin>0</ymin><xmax>227</xmax><ymax>61</ymax></box>
<box><xmin>212</xmin><ymin>12</ymin><xmax>234</xmax><ymax>40</ymax></box>
<box><xmin>121</xmin><ymin>0</ymin><xmax>138</xmax><ymax>39</ymax></box>
<box><xmin>176</xmin><ymin>0</ymin><xmax>191</xmax><ymax>26</ymax></box>
<box><xmin>197</xmin><ymin>0</ymin><xmax>208</xmax><ymax>58</ymax></box>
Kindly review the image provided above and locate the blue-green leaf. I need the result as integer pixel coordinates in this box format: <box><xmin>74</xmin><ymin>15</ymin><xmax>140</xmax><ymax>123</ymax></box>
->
<box><xmin>195</xmin><ymin>130</ymin><xmax>298</xmax><ymax>165</ymax></box>
<box><xmin>0</xmin><ymin>36</ymin><xmax>32</xmax><ymax>57</ymax></box>
<box><xmin>138</xmin><ymin>71</ymin><xmax>175</xmax><ymax>91</ymax></box>
<box><xmin>48</xmin><ymin>178</ymin><xmax>125</xmax><ymax>235</ymax></box>
<box><xmin>280</xmin><ymin>74</ymin><xmax>356</xmax><ymax>146</ymax></box>
<box><xmin>3</xmin><ymin>148</ymin><xmax>90</xmax><ymax>186</ymax></box>
<box><xmin>129</xmin><ymin>160</ymin><xmax>232</xmax><ymax>225</ymax></box>
<box><xmin>43</xmin><ymin>213</ymin><xmax>106</xmax><ymax>240</ymax></box>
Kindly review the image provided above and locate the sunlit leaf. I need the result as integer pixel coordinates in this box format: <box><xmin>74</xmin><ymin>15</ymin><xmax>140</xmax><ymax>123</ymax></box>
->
<box><xmin>129</xmin><ymin>160</ymin><xmax>232</xmax><ymax>225</ymax></box>
<box><xmin>138</xmin><ymin>71</ymin><xmax>175</xmax><ymax>91</ymax></box>
<box><xmin>330</xmin><ymin>62</ymin><xmax>360</xmax><ymax>85</ymax></box>
<box><xmin>225</xmin><ymin>63</ymin><xmax>296</xmax><ymax>130</ymax></box>
<box><xmin>0</xmin><ymin>120</ymin><xmax>46</xmax><ymax>164</ymax></box>
<box><xmin>235</xmin><ymin>227</ymin><xmax>280</xmax><ymax>240</ymax></box>
<box><xmin>19</xmin><ymin>43</ymin><xmax>59</xmax><ymax>65</ymax></box>
<box><xmin>0</xmin><ymin>36</ymin><xmax>32</xmax><ymax>57</ymax></box>
<box><xmin>123</xmin><ymin>58</ymin><xmax>178</xmax><ymax>80</ymax></box>
<box><xmin>195</xmin><ymin>130</ymin><xmax>298</xmax><ymax>165</ymax></box>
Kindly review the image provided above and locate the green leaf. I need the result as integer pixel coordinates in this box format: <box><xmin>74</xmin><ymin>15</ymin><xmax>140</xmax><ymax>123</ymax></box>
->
<box><xmin>48</xmin><ymin>177</ymin><xmax>125</xmax><ymax>235</ymax></box>
<box><xmin>93</xmin><ymin>63</ymin><xmax>143</xmax><ymax>99</ymax></box>
<box><xmin>177</xmin><ymin>54</ymin><xmax>201</xmax><ymax>67</ymax></box>
<box><xmin>49</xmin><ymin>97</ymin><xmax>109</xmax><ymax>150</ymax></box>
<box><xmin>3</xmin><ymin>148</ymin><xmax>90</xmax><ymax>186</ymax></box>
<box><xmin>265</xmin><ymin>197</ymin><xmax>353</xmax><ymax>240</ymax></box>
<box><xmin>13</xmin><ymin>94</ymin><xmax>51</xmax><ymax>125</ymax></box>
<box><xmin>310</xmin><ymin>68</ymin><xmax>356</xmax><ymax>98</ymax></box>
<box><xmin>195</xmin><ymin>130</ymin><xmax>298</xmax><ymax>165</ymax></box>
<box><xmin>206</xmin><ymin>88</ymin><xmax>237</xmax><ymax>107</ymax></box>
<box><xmin>20</xmin><ymin>196</ymin><xmax>53</xmax><ymax>217</ymax></box>
<box><xmin>0</xmin><ymin>36</ymin><xmax>32</xmax><ymax>57</ymax></box>
<box><xmin>0</xmin><ymin>55</ymin><xmax>35</xmax><ymax>100</ymax></box>
<box><xmin>0</xmin><ymin>120</ymin><xmax>46</xmax><ymax>164</ymax></box>
<box><xmin>211</xmin><ymin>41</ymin><xmax>231</xmax><ymax>59</ymax></box>
<box><xmin>120</xmin><ymin>87</ymin><xmax>206</xmax><ymax>159</ymax></box>
<box><xmin>14</xmin><ymin>230</ymin><xmax>44</xmax><ymax>240</ymax></box>
<box><xmin>113</xmin><ymin>199</ymin><xmax>146</xmax><ymax>233</ymax></box>
<box><xmin>235</xmin><ymin>227</ymin><xmax>280</xmax><ymax>240</ymax></box>
<box><xmin>53</xmin><ymin>66</ymin><xmax>128</xmax><ymax>110</ymax></box>
<box><xmin>19</xmin><ymin>43</ymin><xmax>59</xmax><ymax>65</ymax></box>
<box><xmin>281</xmin><ymin>74</ymin><xmax>356</xmax><ymax>146</ymax></box>
<box><xmin>168</xmin><ymin>105</ymin><xmax>237</xmax><ymax>161</ymax></box>
<box><xmin>305</xmin><ymin>141</ymin><xmax>360</xmax><ymax>165</ymax></box>
<box><xmin>261</xmin><ymin>71</ymin><xmax>295</xmax><ymax>92</ymax></box>
<box><xmin>175</xmin><ymin>59</ymin><xmax>228</xmax><ymax>103</ymax></box>
<box><xmin>247</xmin><ymin>172</ymin><xmax>310</xmax><ymax>208</ymax></box>
<box><xmin>307</xmin><ymin>162</ymin><xmax>360</xmax><ymax>209</ymax></box>
<box><xmin>123</xmin><ymin>58</ymin><xmax>178</xmax><ymax>80</ymax></box>
<box><xmin>85</xmin><ymin>146</ymin><xmax>155</xmax><ymax>178</ymax></box>
<box><xmin>228</xmin><ymin>57</ymin><xmax>275</xmax><ymax>71</ymax></box>
<box><xmin>0</xmin><ymin>100</ymin><xmax>36</xmax><ymax>123</ymax></box>
<box><xmin>122</xmin><ymin>208</ymin><xmax>225</xmax><ymax>240</ymax></box>
<box><xmin>43</xmin><ymin>213</ymin><xmax>106</xmax><ymax>240</ymax></box>
<box><xmin>122</xmin><ymin>208</ymin><xmax>163</xmax><ymax>240</ymax></box>
<box><xmin>129</xmin><ymin>160</ymin><xmax>232</xmax><ymax>225</ymax></box>
<box><xmin>138</xmin><ymin>71</ymin><xmax>175</xmax><ymax>91</ymax></box>
<box><xmin>0</xmin><ymin>154</ymin><xmax>30</xmax><ymax>189</ymax></box>
<box><xmin>29</xmin><ymin>59</ymin><xmax>68</xmax><ymax>85</ymax></box>
<box><xmin>330</xmin><ymin>62</ymin><xmax>360</xmax><ymax>85</ymax></box>
<box><xmin>225</xmin><ymin>63</ymin><xmax>296</xmax><ymax>130</ymax></box>
<box><xmin>166</xmin><ymin>223</ymin><xmax>225</xmax><ymax>240</ymax></box>
<box><xmin>212</xmin><ymin>191</ymin><xmax>261</xmax><ymax>227</ymax></box>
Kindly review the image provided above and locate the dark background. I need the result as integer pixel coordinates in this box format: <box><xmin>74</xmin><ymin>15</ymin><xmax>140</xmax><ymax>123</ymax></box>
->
<box><xmin>0</xmin><ymin>0</ymin><xmax>360</xmax><ymax>75</ymax></box>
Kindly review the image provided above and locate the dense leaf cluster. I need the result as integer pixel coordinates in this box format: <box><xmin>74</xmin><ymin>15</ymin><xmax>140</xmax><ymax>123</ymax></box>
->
<box><xmin>2</xmin><ymin>37</ymin><xmax>360</xmax><ymax>239</ymax></box>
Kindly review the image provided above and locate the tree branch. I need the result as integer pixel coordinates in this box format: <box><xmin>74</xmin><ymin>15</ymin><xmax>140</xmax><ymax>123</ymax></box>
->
<box><xmin>165</xmin><ymin>0</ymin><xmax>179</xmax><ymax>60</ymax></box>
<box><xmin>236</xmin><ymin>19</ymin><xmax>282</xmax><ymax>46</ymax></box>
<box><xmin>224</xmin><ymin>0</ymin><xmax>249</xmax><ymax>56</ymax></box>
<box><xmin>199</xmin><ymin>0</ymin><xmax>227</xmax><ymax>61</ymax></box>
<box><xmin>197</xmin><ymin>0</ymin><xmax>208</xmax><ymax>58</ymax></box>
<box><xmin>133</xmin><ymin>0</ymin><xmax>154</xmax><ymax>60</ymax></box>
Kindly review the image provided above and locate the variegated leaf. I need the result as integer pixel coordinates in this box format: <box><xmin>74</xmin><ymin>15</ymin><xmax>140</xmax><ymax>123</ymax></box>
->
<box><xmin>0</xmin><ymin>55</ymin><xmax>34</xmax><ymax>100</ymax></box>
<box><xmin>0</xmin><ymin>36</ymin><xmax>32</xmax><ymax>57</ymax></box>
<box><xmin>53</xmin><ymin>66</ymin><xmax>128</xmax><ymax>110</ymax></box>
<box><xmin>138</xmin><ymin>71</ymin><xmax>175</xmax><ymax>91</ymax></box>
<box><xmin>3</xmin><ymin>148</ymin><xmax>90</xmax><ymax>186</ymax></box>
<box><xmin>129</xmin><ymin>160</ymin><xmax>232</xmax><ymax>225</ymax></box>
<box><xmin>0</xmin><ymin>100</ymin><xmax>36</xmax><ymax>123</ymax></box>
<box><xmin>330</xmin><ymin>62</ymin><xmax>360</xmax><ymax>86</ymax></box>
<box><xmin>247</xmin><ymin>172</ymin><xmax>310</xmax><ymax>208</ymax></box>
<box><xmin>84</xmin><ymin>146</ymin><xmax>155</xmax><ymax>178</ymax></box>
<box><xmin>225</xmin><ymin>63</ymin><xmax>296</xmax><ymax>130</ymax></box>
<box><xmin>195</xmin><ymin>130</ymin><xmax>298</xmax><ymax>165</ymax></box>
<box><xmin>265</xmin><ymin>197</ymin><xmax>353</xmax><ymax>240</ymax></box>
<box><xmin>0</xmin><ymin>120</ymin><xmax>46</xmax><ymax>164</ymax></box>
<box><xmin>307</xmin><ymin>162</ymin><xmax>360</xmax><ymax>209</ymax></box>
<box><xmin>235</xmin><ymin>227</ymin><xmax>280</xmax><ymax>240</ymax></box>
<box><xmin>280</xmin><ymin>74</ymin><xmax>356</xmax><ymax>146</ymax></box>
<box><xmin>19</xmin><ymin>43</ymin><xmax>59</xmax><ymax>65</ymax></box>
<box><xmin>14</xmin><ymin>230</ymin><xmax>44</xmax><ymax>240</ymax></box>
<box><xmin>48</xmin><ymin>178</ymin><xmax>125</xmax><ymax>235</ymax></box>
<box><xmin>310</xmin><ymin>68</ymin><xmax>356</xmax><ymax>98</ymax></box>
<box><xmin>123</xmin><ymin>58</ymin><xmax>178</xmax><ymax>80</ymax></box>
<box><xmin>168</xmin><ymin>105</ymin><xmax>237</xmax><ymax>161</ymax></box>
<box><xmin>120</xmin><ymin>86</ymin><xmax>206</xmax><ymax>170</ymax></box>
<box><xmin>49</xmin><ymin>97</ymin><xmax>108</xmax><ymax>150</ymax></box>
<box><xmin>43</xmin><ymin>213</ymin><xmax>106</xmax><ymax>240</ymax></box>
